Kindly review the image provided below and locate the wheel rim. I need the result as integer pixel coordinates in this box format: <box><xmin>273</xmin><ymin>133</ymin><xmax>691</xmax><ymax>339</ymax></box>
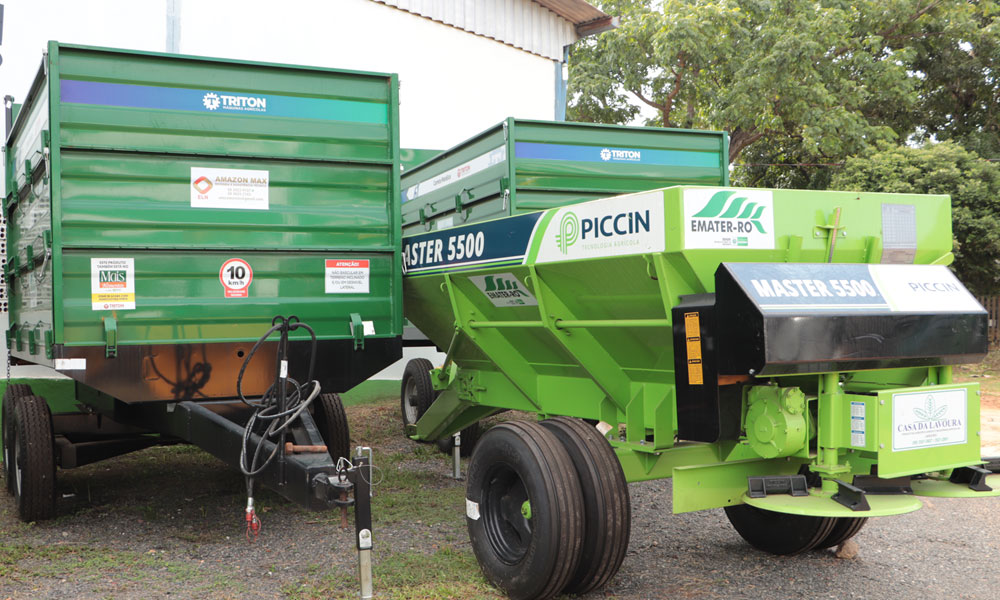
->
<box><xmin>483</xmin><ymin>464</ymin><xmax>532</xmax><ymax>564</ymax></box>
<box><xmin>403</xmin><ymin>378</ymin><xmax>419</xmax><ymax>424</ymax></box>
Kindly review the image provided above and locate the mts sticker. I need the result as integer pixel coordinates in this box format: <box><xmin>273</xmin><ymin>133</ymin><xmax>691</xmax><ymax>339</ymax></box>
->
<box><xmin>326</xmin><ymin>259</ymin><xmax>370</xmax><ymax>294</ymax></box>
<box><xmin>220</xmin><ymin>258</ymin><xmax>253</xmax><ymax>298</ymax></box>
<box><xmin>91</xmin><ymin>258</ymin><xmax>136</xmax><ymax>311</ymax></box>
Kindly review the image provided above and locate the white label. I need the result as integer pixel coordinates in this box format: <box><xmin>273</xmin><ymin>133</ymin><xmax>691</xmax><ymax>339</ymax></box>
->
<box><xmin>219</xmin><ymin>258</ymin><xmax>253</xmax><ymax>298</ymax></box>
<box><xmin>850</xmin><ymin>401</ymin><xmax>866</xmax><ymax>447</ymax></box>
<box><xmin>54</xmin><ymin>358</ymin><xmax>86</xmax><ymax>370</ymax></box>
<box><xmin>326</xmin><ymin>259</ymin><xmax>370</xmax><ymax>294</ymax></box>
<box><xmin>870</xmin><ymin>264</ymin><xmax>984</xmax><ymax>313</ymax></box>
<box><xmin>466</xmin><ymin>499</ymin><xmax>481</xmax><ymax>520</ymax></box>
<box><xmin>892</xmin><ymin>388</ymin><xmax>968</xmax><ymax>452</ymax></box>
<box><xmin>534</xmin><ymin>190</ymin><xmax>666</xmax><ymax>264</ymax></box>
<box><xmin>683</xmin><ymin>188</ymin><xmax>775</xmax><ymax>249</ymax></box>
<box><xmin>403</xmin><ymin>145</ymin><xmax>506</xmax><ymax>203</ymax></box>
<box><xmin>191</xmin><ymin>167</ymin><xmax>269</xmax><ymax>210</ymax></box>
<box><xmin>347</xmin><ymin>320</ymin><xmax>376</xmax><ymax>336</ymax></box>
<box><xmin>91</xmin><ymin>258</ymin><xmax>136</xmax><ymax>311</ymax></box>
<box><xmin>279</xmin><ymin>360</ymin><xmax>288</xmax><ymax>379</ymax></box>
<box><xmin>468</xmin><ymin>273</ymin><xmax>538</xmax><ymax>307</ymax></box>
<box><xmin>436</xmin><ymin>215</ymin><xmax>455</xmax><ymax>230</ymax></box>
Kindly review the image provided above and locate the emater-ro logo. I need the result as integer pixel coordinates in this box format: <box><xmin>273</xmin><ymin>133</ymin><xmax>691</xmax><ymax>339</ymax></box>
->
<box><xmin>691</xmin><ymin>190</ymin><xmax>767</xmax><ymax>234</ymax></box>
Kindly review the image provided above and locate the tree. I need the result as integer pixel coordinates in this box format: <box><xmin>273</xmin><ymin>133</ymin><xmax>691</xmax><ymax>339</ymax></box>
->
<box><xmin>568</xmin><ymin>0</ymin><xmax>995</xmax><ymax>164</ymax></box>
<box><xmin>830</xmin><ymin>141</ymin><xmax>1000</xmax><ymax>295</ymax></box>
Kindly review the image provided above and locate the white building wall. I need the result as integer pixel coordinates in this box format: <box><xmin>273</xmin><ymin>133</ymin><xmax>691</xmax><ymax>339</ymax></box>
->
<box><xmin>1</xmin><ymin>0</ymin><xmax>558</xmax><ymax>149</ymax></box>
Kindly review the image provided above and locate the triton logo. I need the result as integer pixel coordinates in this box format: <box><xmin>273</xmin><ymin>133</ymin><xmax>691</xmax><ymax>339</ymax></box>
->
<box><xmin>691</xmin><ymin>190</ymin><xmax>767</xmax><ymax>234</ymax></box>
<box><xmin>192</xmin><ymin>176</ymin><xmax>213</xmax><ymax>194</ymax></box>
<box><xmin>600</xmin><ymin>147</ymin><xmax>641</xmax><ymax>162</ymax></box>
<box><xmin>556</xmin><ymin>212</ymin><xmax>580</xmax><ymax>254</ymax></box>
<box><xmin>202</xmin><ymin>92</ymin><xmax>220</xmax><ymax>110</ymax></box>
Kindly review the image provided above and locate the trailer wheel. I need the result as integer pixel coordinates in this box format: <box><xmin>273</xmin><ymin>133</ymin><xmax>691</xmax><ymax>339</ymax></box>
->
<box><xmin>540</xmin><ymin>417</ymin><xmax>631</xmax><ymax>595</ymax></box>
<box><xmin>814</xmin><ymin>517</ymin><xmax>868</xmax><ymax>550</ymax></box>
<box><xmin>311</xmin><ymin>393</ymin><xmax>351</xmax><ymax>463</ymax></box>
<box><xmin>401</xmin><ymin>358</ymin><xmax>435</xmax><ymax>432</ymax></box>
<box><xmin>724</xmin><ymin>504</ymin><xmax>835</xmax><ymax>555</ymax></box>
<box><xmin>435</xmin><ymin>421</ymin><xmax>482</xmax><ymax>457</ymax></box>
<box><xmin>3</xmin><ymin>384</ymin><xmax>33</xmax><ymax>494</ymax></box>
<box><xmin>467</xmin><ymin>421</ymin><xmax>584</xmax><ymax>600</ymax></box>
<box><xmin>11</xmin><ymin>395</ymin><xmax>56</xmax><ymax>521</ymax></box>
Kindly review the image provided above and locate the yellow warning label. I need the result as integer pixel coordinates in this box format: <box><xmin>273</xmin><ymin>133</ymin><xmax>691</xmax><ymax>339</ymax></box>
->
<box><xmin>683</xmin><ymin>312</ymin><xmax>704</xmax><ymax>385</ymax></box>
<box><xmin>687</xmin><ymin>359</ymin><xmax>704</xmax><ymax>385</ymax></box>
<box><xmin>684</xmin><ymin>312</ymin><xmax>700</xmax><ymax>338</ymax></box>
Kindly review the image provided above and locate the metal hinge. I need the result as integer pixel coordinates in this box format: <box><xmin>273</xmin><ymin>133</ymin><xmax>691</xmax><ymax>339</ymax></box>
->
<box><xmin>349</xmin><ymin>312</ymin><xmax>365</xmax><ymax>351</ymax></box>
<box><xmin>104</xmin><ymin>316</ymin><xmax>118</xmax><ymax>358</ymax></box>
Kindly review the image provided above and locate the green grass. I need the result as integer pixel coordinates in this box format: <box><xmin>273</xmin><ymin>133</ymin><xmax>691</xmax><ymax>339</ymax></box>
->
<box><xmin>340</xmin><ymin>380</ymin><xmax>400</xmax><ymax>407</ymax></box>
<box><xmin>281</xmin><ymin>546</ymin><xmax>504</xmax><ymax>600</ymax></box>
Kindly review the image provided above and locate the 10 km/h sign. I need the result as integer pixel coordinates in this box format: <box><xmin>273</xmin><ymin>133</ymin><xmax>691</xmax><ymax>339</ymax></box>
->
<box><xmin>220</xmin><ymin>258</ymin><xmax>253</xmax><ymax>298</ymax></box>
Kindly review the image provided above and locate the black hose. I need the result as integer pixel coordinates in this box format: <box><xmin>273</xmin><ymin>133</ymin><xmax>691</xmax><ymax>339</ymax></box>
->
<box><xmin>237</xmin><ymin>317</ymin><xmax>321</xmax><ymax>488</ymax></box>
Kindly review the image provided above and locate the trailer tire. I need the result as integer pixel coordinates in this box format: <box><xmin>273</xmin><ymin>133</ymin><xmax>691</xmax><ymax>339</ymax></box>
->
<box><xmin>814</xmin><ymin>517</ymin><xmax>867</xmax><ymax>550</ymax></box>
<box><xmin>401</xmin><ymin>358</ymin><xmax>435</xmax><ymax>433</ymax></box>
<box><xmin>724</xmin><ymin>504</ymin><xmax>836</xmax><ymax>555</ymax></box>
<box><xmin>11</xmin><ymin>395</ymin><xmax>56</xmax><ymax>522</ymax></box>
<box><xmin>540</xmin><ymin>417</ymin><xmax>631</xmax><ymax>595</ymax></box>
<box><xmin>312</xmin><ymin>393</ymin><xmax>351</xmax><ymax>463</ymax></box>
<box><xmin>3</xmin><ymin>384</ymin><xmax>33</xmax><ymax>494</ymax></box>
<box><xmin>435</xmin><ymin>421</ymin><xmax>482</xmax><ymax>457</ymax></box>
<box><xmin>467</xmin><ymin>421</ymin><xmax>584</xmax><ymax>600</ymax></box>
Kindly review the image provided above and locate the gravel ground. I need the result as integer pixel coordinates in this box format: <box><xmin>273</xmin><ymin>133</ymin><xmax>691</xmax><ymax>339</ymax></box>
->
<box><xmin>2</xmin><ymin>399</ymin><xmax>999</xmax><ymax>600</ymax></box>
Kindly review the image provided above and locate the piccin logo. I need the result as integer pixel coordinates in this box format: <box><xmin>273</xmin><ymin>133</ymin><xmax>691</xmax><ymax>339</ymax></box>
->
<box><xmin>913</xmin><ymin>396</ymin><xmax>947</xmax><ymax>422</ymax></box>
<box><xmin>691</xmin><ymin>190</ymin><xmax>767</xmax><ymax>234</ymax></box>
<box><xmin>556</xmin><ymin>212</ymin><xmax>580</xmax><ymax>254</ymax></box>
<box><xmin>192</xmin><ymin>176</ymin><xmax>214</xmax><ymax>195</ymax></box>
<box><xmin>600</xmin><ymin>148</ymin><xmax>612</xmax><ymax>161</ymax></box>
<box><xmin>202</xmin><ymin>92</ymin><xmax>220</xmax><ymax>111</ymax></box>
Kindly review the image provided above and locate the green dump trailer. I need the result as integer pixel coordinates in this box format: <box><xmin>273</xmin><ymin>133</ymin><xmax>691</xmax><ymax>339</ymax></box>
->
<box><xmin>401</xmin><ymin>186</ymin><xmax>998</xmax><ymax>600</ymax></box>
<box><xmin>400</xmin><ymin>118</ymin><xmax>729</xmax><ymax>235</ymax></box>
<box><xmin>0</xmin><ymin>41</ymin><xmax>400</xmax><ymax>567</ymax></box>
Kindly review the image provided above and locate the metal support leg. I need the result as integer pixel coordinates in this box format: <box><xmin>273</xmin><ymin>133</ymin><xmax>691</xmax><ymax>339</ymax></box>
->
<box><xmin>352</xmin><ymin>448</ymin><xmax>374</xmax><ymax>600</ymax></box>
<box><xmin>452</xmin><ymin>431</ymin><xmax>462</xmax><ymax>479</ymax></box>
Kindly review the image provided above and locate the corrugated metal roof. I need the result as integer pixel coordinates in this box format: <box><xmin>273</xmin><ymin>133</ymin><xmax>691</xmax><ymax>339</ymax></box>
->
<box><xmin>372</xmin><ymin>0</ymin><xmax>606</xmax><ymax>61</ymax></box>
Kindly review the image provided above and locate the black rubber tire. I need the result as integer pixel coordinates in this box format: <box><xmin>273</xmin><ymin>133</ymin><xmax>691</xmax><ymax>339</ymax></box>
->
<box><xmin>814</xmin><ymin>517</ymin><xmax>868</xmax><ymax>550</ymax></box>
<box><xmin>540</xmin><ymin>417</ymin><xmax>631</xmax><ymax>595</ymax></box>
<box><xmin>435</xmin><ymin>421</ymin><xmax>483</xmax><ymax>458</ymax></box>
<box><xmin>401</xmin><ymin>358</ymin><xmax>435</xmax><ymax>433</ymax></box>
<box><xmin>11</xmin><ymin>395</ymin><xmax>56</xmax><ymax>522</ymax></box>
<box><xmin>983</xmin><ymin>456</ymin><xmax>1000</xmax><ymax>474</ymax></box>
<box><xmin>3</xmin><ymin>384</ymin><xmax>33</xmax><ymax>495</ymax></box>
<box><xmin>466</xmin><ymin>421</ymin><xmax>584</xmax><ymax>600</ymax></box>
<box><xmin>311</xmin><ymin>393</ymin><xmax>351</xmax><ymax>464</ymax></box>
<box><xmin>724</xmin><ymin>504</ymin><xmax>836</xmax><ymax>555</ymax></box>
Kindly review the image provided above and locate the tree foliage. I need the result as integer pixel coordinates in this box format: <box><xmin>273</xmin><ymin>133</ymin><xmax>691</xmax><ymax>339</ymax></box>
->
<box><xmin>569</xmin><ymin>1</ymin><xmax>999</xmax><ymax>164</ymax></box>
<box><xmin>831</xmin><ymin>142</ymin><xmax>1000</xmax><ymax>294</ymax></box>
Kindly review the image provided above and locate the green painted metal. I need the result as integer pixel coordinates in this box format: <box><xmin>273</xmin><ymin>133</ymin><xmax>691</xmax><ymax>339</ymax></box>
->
<box><xmin>743</xmin><ymin>492</ymin><xmax>923</xmax><ymax>517</ymax></box>
<box><xmin>403</xmin><ymin>185</ymin><xmax>989</xmax><ymax>518</ymax></box>
<box><xmin>4</xmin><ymin>43</ymin><xmax>402</xmax><ymax>374</ymax></box>
<box><xmin>400</xmin><ymin>118</ymin><xmax>729</xmax><ymax>234</ymax></box>
<box><xmin>400</xmin><ymin>148</ymin><xmax>442</xmax><ymax>172</ymax></box>
<box><xmin>910</xmin><ymin>474</ymin><xmax>1000</xmax><ymax>497</ymax></box>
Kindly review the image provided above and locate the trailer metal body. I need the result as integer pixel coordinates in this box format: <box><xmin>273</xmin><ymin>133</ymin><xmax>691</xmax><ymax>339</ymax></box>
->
<box><xmin>402</xmin><ymin>185</ymin><xmax>999</xmax><ymax>598</ymax></box>
<box><xmin>1</xmin><ymin>43</ymin><xmax>401</xmax><ymax>528</ymax></box>
<box><xmin>401</xmin><ymin>118</ymin><xmax>729</xmax><ymax>235</ymax></box>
